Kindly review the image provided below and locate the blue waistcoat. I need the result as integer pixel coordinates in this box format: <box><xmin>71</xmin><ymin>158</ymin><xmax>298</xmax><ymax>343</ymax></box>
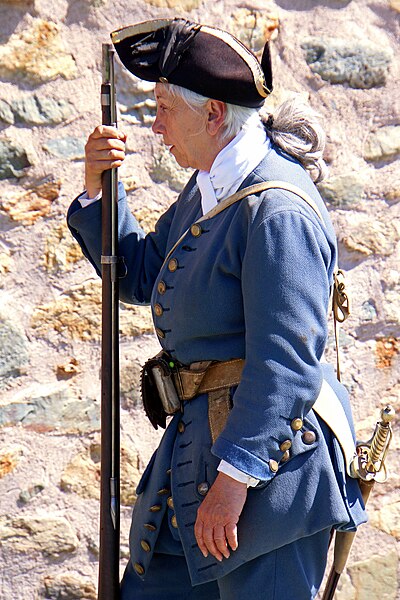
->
<box><xmin>68</xmin><ymin>144</ymin><xmax>366</xmax><ymax>585</ymax></box>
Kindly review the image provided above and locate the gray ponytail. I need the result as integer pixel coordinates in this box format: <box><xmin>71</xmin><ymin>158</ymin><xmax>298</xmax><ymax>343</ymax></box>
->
<box><xmin>261</xmin><ymin>97</ymin><xmax>327</xmax><ymax>183</ymax></box>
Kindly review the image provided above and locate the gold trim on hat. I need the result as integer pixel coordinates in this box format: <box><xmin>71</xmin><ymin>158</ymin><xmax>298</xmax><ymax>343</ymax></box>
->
<box><xmin>200</xmin><ymin>25</ymin><xmax>270</xmax><ymax>98</ymax></box>
<box><xmin>111</xmin><ymin>19</ymin><xmax>173</xmax><ymax>44</ymax></box>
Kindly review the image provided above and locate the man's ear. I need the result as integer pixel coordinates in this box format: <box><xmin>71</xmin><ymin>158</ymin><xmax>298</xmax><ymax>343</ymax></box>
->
<box><xmin>206</xmin><ymin>100</ymin><xmax>227</xmax><ymax>136</ymax></box>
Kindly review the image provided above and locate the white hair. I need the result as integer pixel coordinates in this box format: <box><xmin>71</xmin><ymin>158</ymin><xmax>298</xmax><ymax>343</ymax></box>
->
<box><xmin>166</xmin><ymin>83</ymin><xmax>327</xmax><ymax>182</ymax></box>
<box><xmin>167</xmin><ymin>83</ymin><xmax>256</xmax><ymax>142</ymax></box>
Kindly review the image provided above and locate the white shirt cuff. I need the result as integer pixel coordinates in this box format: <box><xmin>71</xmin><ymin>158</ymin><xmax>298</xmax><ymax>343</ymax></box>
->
<box><xmin>217</xmin><ymin>460</ymin><xmax>259</xmax><ymax>487</ymax></box>
<box><xmin>78</xmin><ymin>191</ymin><xmax>101</xmax><ymax>208</ymax></box>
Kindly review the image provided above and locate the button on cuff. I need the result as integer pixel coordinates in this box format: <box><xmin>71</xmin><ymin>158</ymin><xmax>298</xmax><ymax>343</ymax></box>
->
<box><xmin>291</xmin><ymin>418</ymin><xmax>303</xmax><ymax>431</ymax></box>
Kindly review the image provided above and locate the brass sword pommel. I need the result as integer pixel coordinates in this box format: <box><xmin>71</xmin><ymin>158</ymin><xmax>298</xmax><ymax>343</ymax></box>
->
<box><xmin>350</xmin><ymin>404</ymin><xmax>395</xmax><ymax>483</ymax></box>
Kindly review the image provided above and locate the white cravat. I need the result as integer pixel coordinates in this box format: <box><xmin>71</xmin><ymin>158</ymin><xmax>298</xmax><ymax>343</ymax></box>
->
<box><xmin>197</xmin><ymin>112</ymin><xmax>270</xmax><ymax>216</ymax></box>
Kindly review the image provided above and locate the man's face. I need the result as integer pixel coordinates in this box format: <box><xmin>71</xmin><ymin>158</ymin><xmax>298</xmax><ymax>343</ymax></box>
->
<box><xmin>152</xmin><ymin>83</ymin><xmax>209</xmax><ymax>170</ymax></box>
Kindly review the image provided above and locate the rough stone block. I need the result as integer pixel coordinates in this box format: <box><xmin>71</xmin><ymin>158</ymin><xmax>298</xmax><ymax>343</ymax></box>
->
<box><xmin>0</xmin><ymin>19</ymin><xmax>77</xmax><ymax>83</ymax></box>
<box><xmin>302</xmin><ymin>38</ymin><xmax>392</xmax><ymax>88</ymax></box>
<box><xmin>0</xmin><ymin>514</ymin><xmax>79</xmax><ymax>557</ymax></box>
<box><xmin>0</xmin><ymin>139</ymin><xmax>31</xmax><ymax>179</ymax></box>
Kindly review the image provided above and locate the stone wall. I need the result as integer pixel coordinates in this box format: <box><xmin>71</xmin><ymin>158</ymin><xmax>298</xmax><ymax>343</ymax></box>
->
<box><xmin>0</xmin><ymin>1</ymin><xmax>398</xmax><ymax>598</ymax></box>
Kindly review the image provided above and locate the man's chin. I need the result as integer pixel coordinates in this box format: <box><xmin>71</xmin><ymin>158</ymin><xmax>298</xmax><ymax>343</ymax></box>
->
<box><xmin>171</xmin><ymin>151</ymin><xmax>190</xmax><ymax>169</ymax></box>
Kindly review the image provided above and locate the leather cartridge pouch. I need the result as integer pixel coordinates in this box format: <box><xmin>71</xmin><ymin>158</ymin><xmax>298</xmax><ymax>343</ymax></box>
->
<box><xmin>141</xmin><ymin>353</ymin><xmax>181</xmax><ymax>430</ymax></box>
<box><xmin>141</xmin><ymin>353</ymin><xmax>244</xmax><ymax>438</ymax></box>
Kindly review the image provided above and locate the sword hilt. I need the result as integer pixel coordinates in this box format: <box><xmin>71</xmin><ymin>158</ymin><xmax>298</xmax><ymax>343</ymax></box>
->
<box><xmin>350</xmin><ymin>405</ymin><xmax>395</xmax><ymax>483</ymax></box>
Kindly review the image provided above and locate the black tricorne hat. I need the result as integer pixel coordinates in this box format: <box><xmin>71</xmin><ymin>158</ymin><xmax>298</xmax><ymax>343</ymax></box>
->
<box><xmin>111</xmin><ymin>18</ymin><xmax>273</xmax><ymax>108</ymax></box>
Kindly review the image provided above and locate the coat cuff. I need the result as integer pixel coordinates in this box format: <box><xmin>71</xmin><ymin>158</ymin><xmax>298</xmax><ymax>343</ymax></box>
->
<box><xmin>217</xmin><ymin>460</ymin><xmax>259</xmax><ymax>487</ymax></box>
<box><xmin>212</xmin><ymin>436</ymin><xmax>277</xmax><ymax>482</ymax></box>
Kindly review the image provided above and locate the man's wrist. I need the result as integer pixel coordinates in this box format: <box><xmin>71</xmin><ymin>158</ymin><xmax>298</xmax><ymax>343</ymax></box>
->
<box><xmin>78</xmin><ymin>191</ymin><xmax>101</xmax><ymax>208</ymax></box>
<box><xmin>218</xmin><ymin>460</ymin><xmax>260</xmax><ymax>488</ymax></box>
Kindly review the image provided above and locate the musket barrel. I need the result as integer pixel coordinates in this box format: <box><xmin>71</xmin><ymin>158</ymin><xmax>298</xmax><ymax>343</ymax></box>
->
<box><xmin>98</xmin><ymin>42</ymin><xmax>120</xmax><ymax>600</ymax></box>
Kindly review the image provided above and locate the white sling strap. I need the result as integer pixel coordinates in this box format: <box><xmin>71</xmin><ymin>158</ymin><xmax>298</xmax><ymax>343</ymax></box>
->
<box><xmin>163</xmin><ymin>180</ymin><xmax>356</xmax><ymax>474</ymax></box>
<box><xmin>313</xmin><ymin>380</ymin><xmax>356</xmax><ymax>475</ymax></box>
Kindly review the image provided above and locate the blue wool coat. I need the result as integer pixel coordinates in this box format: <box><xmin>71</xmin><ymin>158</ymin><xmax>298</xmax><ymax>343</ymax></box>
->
<box><xmin>68</xmin><ymin>144</ymin><xmax>366</xmax><ymax>585</ymax></box>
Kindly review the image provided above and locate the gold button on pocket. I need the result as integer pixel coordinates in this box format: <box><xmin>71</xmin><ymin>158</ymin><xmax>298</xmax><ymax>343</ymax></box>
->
<box><xmin>154</xmin><ymin>303</ymin><xmax>163</xmax><ymax>317</ymax></box>
<box><xmin>291</xmin><ymin>418</ymin><xmax>303</xmax><ymax>431</ymax></box>
<box><xmin>171</xmin><ymin>515</ymin><xmax>178</xmax><ymax>528</ymax></box>
<box><xmin>157</xmin><ymin>281</ymin><xmax>167</xmax><ymax>295</ymax></box>
<box><xmin>190</xmin><ymin>224</ymin><xmax>202</xmax><ymax>237</ymax></box>
<box><xmin>280</xmin><ymin>451</ymin><xmax>290</xmax><ymax>463</ymax></box>
<box><xmin>167</xmin><ymin>496</ymin><xmax>174</xmax><ymax>509</ymax></box>
<box><xmin>302</xmin><ymin>431</ymin><xmax>316</xmax><ymax>445</ymax></box>
<box><xmin>269</xmin><ymin>459</ymin><xmax>279</xmax><ymax>473</ymax></box>
<box><xmin>168</xmin><ymin>258</ymin><xmax>178</xmax><ymax>272</ymax></box>
<box><xmin>178</xmin><ymin>421</ymin><xmax>185</xmax><ymax>433</ymax></box>
<box><xmin>279</xmin><ymin>440</ymin><xmax>292</xmax><ymax>452</ymax></box>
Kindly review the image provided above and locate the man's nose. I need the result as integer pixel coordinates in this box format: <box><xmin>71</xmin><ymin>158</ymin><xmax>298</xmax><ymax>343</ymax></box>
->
<box><xmin>152</xmin><ymin>114</ymin><xmax>164</xmax><ymax>135</ymax></box>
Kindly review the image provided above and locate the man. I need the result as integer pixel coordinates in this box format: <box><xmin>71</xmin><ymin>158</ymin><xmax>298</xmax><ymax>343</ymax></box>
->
<box><xmin>68</xmin><ymin>18</ymin><xmax>366</xmax><ymax>599</ymax></box>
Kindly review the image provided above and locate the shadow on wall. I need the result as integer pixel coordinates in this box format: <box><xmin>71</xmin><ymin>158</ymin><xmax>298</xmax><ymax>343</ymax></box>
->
<box><xmin>0</xmin><ymin>1</ymin><xmax>37</xmax><ymax>43</ymax></box>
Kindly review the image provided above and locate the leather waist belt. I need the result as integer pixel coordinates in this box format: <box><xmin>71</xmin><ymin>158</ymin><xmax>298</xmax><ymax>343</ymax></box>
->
<box><xmin>173</xmin><ymin>358</ymin><xmax>244</xmax><ymax>401</ymax></box>
<box><xmin>172</xmin><ymin>358</ymin><xmax>356</xmax><ymax>475</ymax></box>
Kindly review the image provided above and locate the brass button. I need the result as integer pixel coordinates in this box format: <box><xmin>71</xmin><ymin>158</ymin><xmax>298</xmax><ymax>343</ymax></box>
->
<box><xmin>134</xmin><ymin>562</ymin><xmax>145</xmax><ymax>576</ymax></box>
<box><xmin>197</xmin><ymin>482</ymin><xmax>209</xmax><ymax>496</ymax></box>
<box><xmin>144</xmin><ymin>523</ymin><xmax>156</xmax><ymax>532</ymax></box>
<box><xmin>178</xmin><ymin>421</ymin><xmax>185</xmax><ymax>433</ymax></box>
<box><xmin>140</xmin><ymin>540</ymin><xmax>151</xmax><ymax>552</ymax></box>
<box><xmin>279</xmin><ymin>440</ymin><xmax>292</xmax><ymax>452</ymax></box>
<box><xmin>269</xmin><ymin>459</ymin><xmax>279</xmax><ymax>473</ymax></box>
<box><xmin>171</xmin><ymin>515</ymin><xmax>178</xmax><ymax>528</ymax></box>
<box><xmin>280</xmin><ymin>450</ymin><xmax>290</xmax><ymax>463</ymax></box>
<box><xmin>154</xmin><ymin>303</ymin><xmax>163</xmax><ymax>317</ymax></box>
<box><xmin>149</xmin><ymin>504</ymin><xmax>162</xmax><ymax>512</ymax></box>
<box><xmin>157</xmin><ymin>487</ymin><xmax>170</xmax><ymax>496</ymax></box>
<box><xmin>302</xmin><ymin>430</ymin><xmax>317</xmax><ymax>445</ymax></box>
<box><xmin>157</xmin><ymin>281</ymin><xmax>167</xmax><ymax>295</ymax></box>
<box><xmin>155</xmin><ymin>327</ymin><xmax>165</xmax><ymax>339</ymax></box>
<box><xmin>190</xmin><ymin>224</ymin><xmax>202</xmax><ymax>237</ymax></box>
<box><xmin>168</xmin><ymin>258</ymin><xmax>178</xmax><ymax>272</ymax></box>
<box><xmin>159</xmin><ymin>76</ymin><xmax>168</xmax><ymax>84</ymax></box>
<box><xmin>291</xmin><ymin>418</ymin><xmax>303</xmax><ymax>431</ymax></box>
<box><xmin>166</xmin><ymin>468</ymin><xmax>171</xmax><ymax>476</ymax></box>
<box><xmin>167</xmin><ymin>496</ymin><xmax>174</xmax><ymax>509</ymax></box>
